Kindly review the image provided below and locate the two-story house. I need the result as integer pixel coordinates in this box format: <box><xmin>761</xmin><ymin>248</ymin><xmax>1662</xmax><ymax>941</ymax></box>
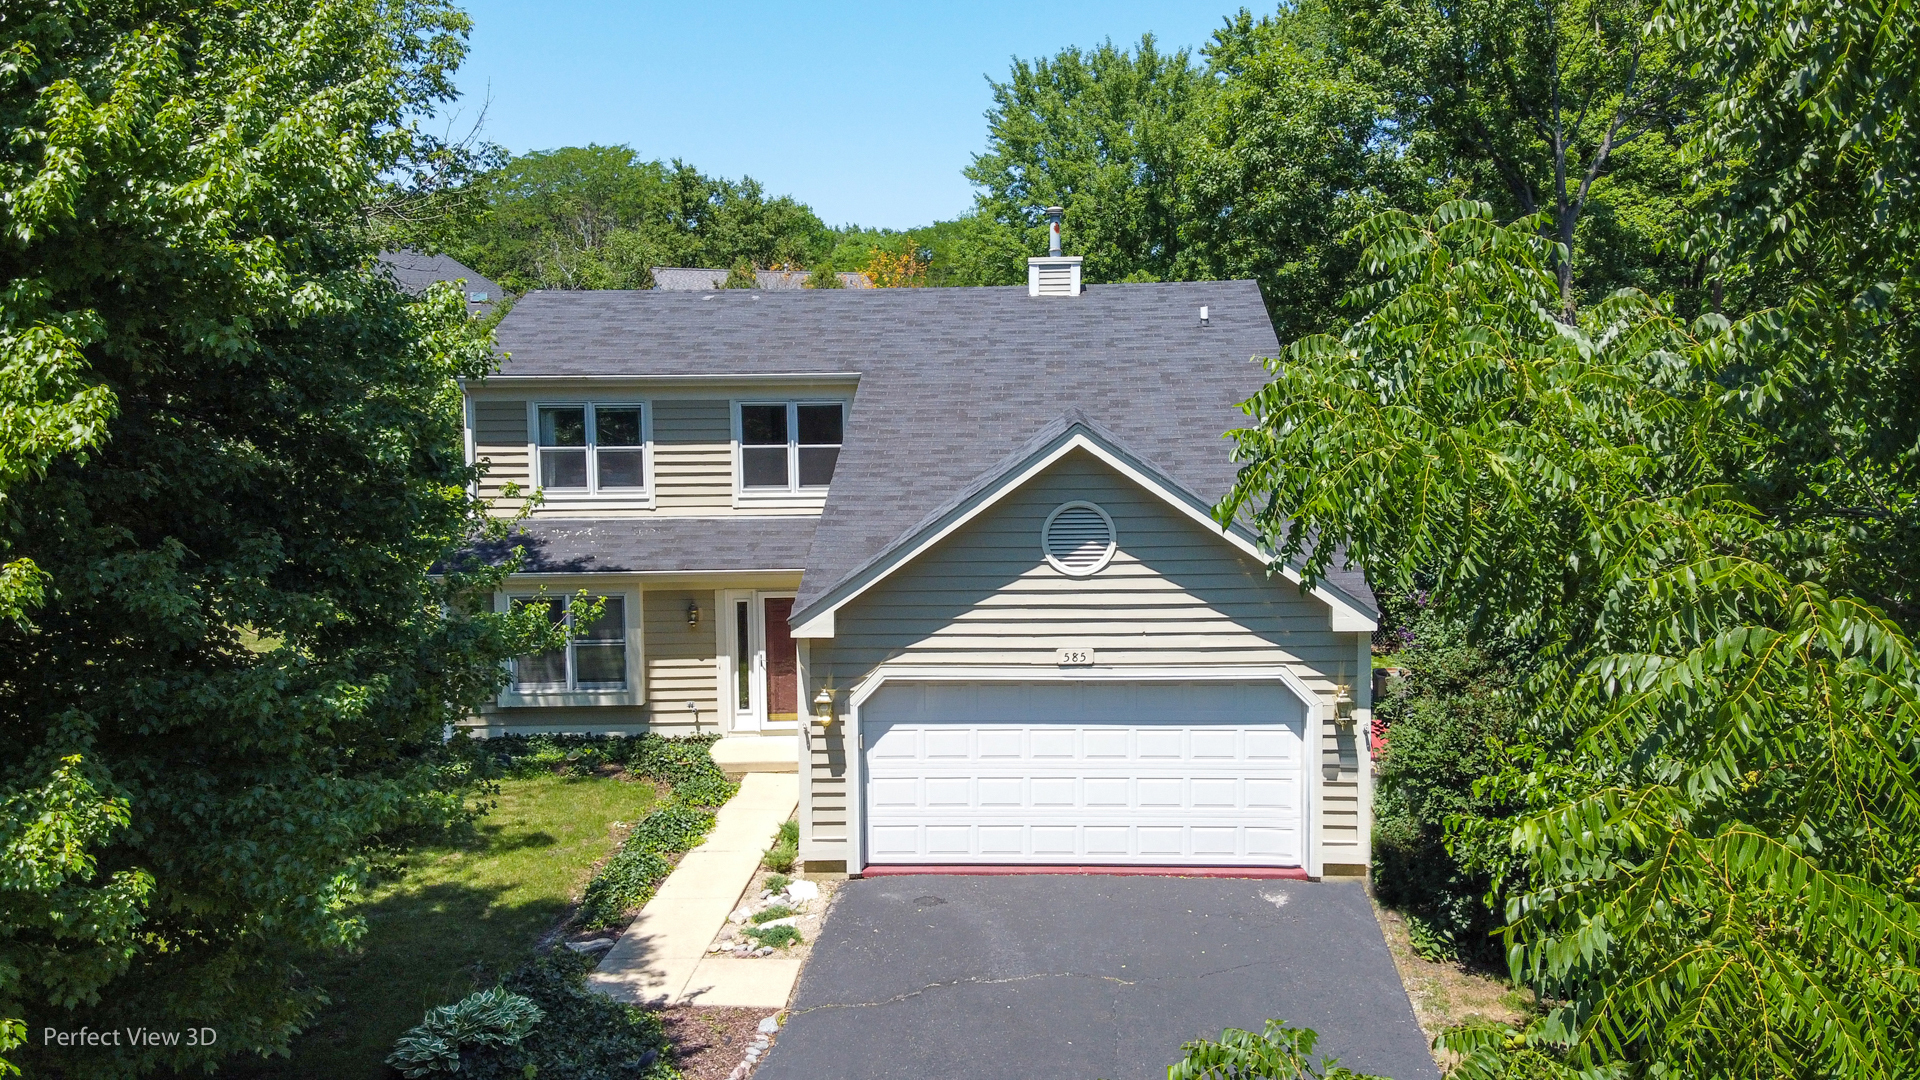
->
<box><xmin>461</xmin><ymin>252</ymin><xmax>1379</xmax><ymax>880</ymax></box>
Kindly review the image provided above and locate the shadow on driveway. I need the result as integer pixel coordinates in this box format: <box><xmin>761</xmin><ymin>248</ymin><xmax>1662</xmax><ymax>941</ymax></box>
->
<box><xmin>755</xmin><ymin>875</ymin><xmax>1440</xmax><ymax>1080</ymax></box>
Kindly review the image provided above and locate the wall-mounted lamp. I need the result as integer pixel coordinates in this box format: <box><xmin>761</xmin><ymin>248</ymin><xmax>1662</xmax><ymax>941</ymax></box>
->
<box><xmin>686</xmin><ymin>600</ymin><xmax>700</xmax><ymax>628</ymax></box>
<box><xmin>685</xmin><ymin>700</ymin><xmax>702</xmax><ymax>735</ymax></box>
<box><xmin>813</xmin><ymin>687</ymin><xmax>836</xmax><ymax>726</ymax></box>
<box><xmin>1334</xmin><ymin>682</ymin><xmax>1355</xmax><ymax>728</ymax></box>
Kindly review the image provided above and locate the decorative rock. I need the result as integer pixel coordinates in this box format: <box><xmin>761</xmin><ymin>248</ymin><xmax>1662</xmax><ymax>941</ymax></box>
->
<box><xmin>563</xmin><ymin>938</ymin><xmax>615</xmax><ymax>953</ymax></box>
<box><xmin>784</xmin><ymin>880</ymin><xmax>820</xmax><ymax>903</ymax></box>
<box><xmin>754</xmin><ymin>915</ymin><xmax>799</xmax><ymax>930</ymax></box>
<box><xmin>758</xmin><ymin>1016</ymin><xmax>780</xmax><ymax>1034</ymax></box>
<box><xmin>757</xmin><ymin>946</ymin><xmax>774</xmax><ymax>956</ymax></box>
<box><xmin>728</xmin><ymin>906</ymin><xmax>755</xmax><ymax>924</ymax></box>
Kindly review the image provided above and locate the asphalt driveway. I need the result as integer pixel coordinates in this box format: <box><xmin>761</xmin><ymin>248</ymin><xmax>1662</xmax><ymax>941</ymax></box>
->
<box><xmin>754</xmin><ymin>874</ymin><xmax>1440</xmax><ymax>1080</ymax></box>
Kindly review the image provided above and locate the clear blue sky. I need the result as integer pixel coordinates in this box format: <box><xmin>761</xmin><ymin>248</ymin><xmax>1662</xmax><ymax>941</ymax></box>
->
<box><xmin>447</xmin><ymin>1</ymin><xmax>1255</xmax><ymax>230</ymax></box>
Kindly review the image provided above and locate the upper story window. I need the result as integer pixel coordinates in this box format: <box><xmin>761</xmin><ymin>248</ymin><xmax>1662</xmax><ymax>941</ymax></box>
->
<box><xmin>536</xmin><ymin>403</ymin><xmax>647</xmax><ymax>493</ymax></box>
<box><xmin>738</xmin><ymin>401</ymin><xmax>844</xmax><ymax>492</ymax></box>
<box><xmin>511</xmin><ymin>595</ymin><xmax>627</xmax><ymax>691</ymax></box>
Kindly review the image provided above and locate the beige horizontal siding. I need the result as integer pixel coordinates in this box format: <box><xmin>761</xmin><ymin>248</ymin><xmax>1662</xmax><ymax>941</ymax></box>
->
<box><xmin>809</xmin><ymin>448</ymin><xmax>1371</xmax><ymax>872</ymax></box>
<box><xmin>805</xmin><ymin>718</ymin><xmax>849</xmax><ymax>847</ymax></box>
<box><xmin>819</xmin><ymin>452</ymin><xmax>1352</xmax><ymax>683</ymax></box>
<box><xmin>474</xmin><ymin>400</ymin><xmax>530</xmax><ymax>505</ymax></box>
<box><xmin>644</xmin><ymin>588</ymin><xmax>721</xmax><ymax>732</ymax></box>
<box><xmin>461</xmin><ymin>706</ymin><xmax>647</xmax><ymax>735</ymax></box>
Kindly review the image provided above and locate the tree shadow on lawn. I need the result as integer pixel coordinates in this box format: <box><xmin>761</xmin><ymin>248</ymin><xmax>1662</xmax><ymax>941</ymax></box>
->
<box><xmin>230</xmin><ymin>773</ymin><xmax>660</xmax><ymax>1079</ymax></box>
<box><xmin>232</xmin><ymin>880</ymin><xmax>574</xmax><ymax>1080</ymax></box>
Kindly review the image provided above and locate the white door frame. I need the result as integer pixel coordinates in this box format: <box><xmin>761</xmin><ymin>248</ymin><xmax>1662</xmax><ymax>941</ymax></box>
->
<box><xmin>719</xmin><ymin>590</ymin><xmax>799</xmax><ymax>733</ymax></box>
<box><xmin>845</xmin><ymin>665</ymin><xmax>1324</xmax><ymax>877</ymax></box>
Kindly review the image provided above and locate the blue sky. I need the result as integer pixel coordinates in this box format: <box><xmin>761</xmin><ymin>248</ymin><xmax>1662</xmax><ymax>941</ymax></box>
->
<box><xmin>446</xmin><ymin>1</ymin><xmax>1253</xmax><ymax>230</ymax></box>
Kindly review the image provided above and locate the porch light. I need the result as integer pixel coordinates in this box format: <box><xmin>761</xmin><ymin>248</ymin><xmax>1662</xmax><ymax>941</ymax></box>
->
<box><xmin>1334</xmin><ymin>682</ymin><xmax>1356</xmax><ymax>727</ymax></box>
<box><xmin>687</xmin><ymin>600</ymin><xmax>700</xmax><ymax>628</ymax></box>
<box><xmin>813</xmin><ymin>687</ymin><xmax>836</xmax><ymax>725</ymax></box>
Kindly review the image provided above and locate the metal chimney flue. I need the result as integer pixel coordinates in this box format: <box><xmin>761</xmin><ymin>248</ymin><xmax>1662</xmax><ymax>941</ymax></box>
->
<box><xmin>1029</xmin><ymin>205</ymin><xmax>1082</xmax><ymax>296</ymax></box>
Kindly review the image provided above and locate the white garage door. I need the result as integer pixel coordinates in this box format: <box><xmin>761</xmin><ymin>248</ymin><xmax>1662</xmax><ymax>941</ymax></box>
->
<box><xmin>862</xmin><ymin>681</ymin><xmax>1305</xmax><ymax>866</ymax></box>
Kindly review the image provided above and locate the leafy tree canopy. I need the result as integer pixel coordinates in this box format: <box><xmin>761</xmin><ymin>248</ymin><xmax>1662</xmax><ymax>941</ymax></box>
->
<box><xmin>0</xmin><ymin>0</ymin><xmax>565</xmax><ymax>1073</ymax></box>
<box><xmin>419</xmin><ymin>144</ymin><xmax>837</xmax><ymax>292</ymax></box>
<box><xmin>1221</xmin><ymin>0</ymin><xmax>1920</xmax><ymax>1066</ymax></box>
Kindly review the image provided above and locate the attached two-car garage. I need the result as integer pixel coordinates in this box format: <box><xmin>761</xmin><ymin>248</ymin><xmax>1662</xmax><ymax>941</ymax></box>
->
<box><xmin>860</xmin><ymin>680</ymin><xmax>1308</xmax><ymax>868</ymax></box>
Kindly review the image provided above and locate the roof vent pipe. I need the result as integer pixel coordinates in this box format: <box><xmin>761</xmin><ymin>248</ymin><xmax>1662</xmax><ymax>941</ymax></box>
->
<box><xmin>1029</xmin><ymin>205</ymin><xmax>1083</xmax><ymax>297</ymax></box>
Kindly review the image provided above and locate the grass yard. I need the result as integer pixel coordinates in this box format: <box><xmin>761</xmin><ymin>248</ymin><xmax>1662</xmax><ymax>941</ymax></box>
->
<box><xmin>240</xmin><ymin>773</ymin><xmax>661</xmax><ymax>1080</ymax></box>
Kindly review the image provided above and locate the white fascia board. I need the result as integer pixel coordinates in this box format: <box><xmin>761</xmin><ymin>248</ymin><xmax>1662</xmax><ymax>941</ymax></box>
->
<box><xmin>796</xmin><ymin>429</ymin><xmax>1378</xmax><ymax>635</ymax></box>
<box><xmin>790</xmin><ymin>608</ymin><xmax>834</xmax><ymax>639</ymax></box>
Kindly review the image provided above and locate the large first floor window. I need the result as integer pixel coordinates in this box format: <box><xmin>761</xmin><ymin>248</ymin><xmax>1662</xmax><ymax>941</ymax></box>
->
<box><xmin>739</xmin><ymin>400</ymin><xmax>844</xmax><ymax>491</ymax></box>
<box><xmin>536</xmin><ymin>403</ymin><xmax>647</xmax><ymax>493</ymax></box>
<box><xmin>511</xmin><ymin>594</ymin><xmax>627</xmax><ymax>691</ymax></box>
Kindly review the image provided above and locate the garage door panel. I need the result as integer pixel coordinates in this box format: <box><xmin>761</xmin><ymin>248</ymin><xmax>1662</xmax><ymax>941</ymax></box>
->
<box><xmin>1138</xmin><ymin>778</ymin><xmax>1183</xmax><ymax>807</ymax></box>
<box><xmin>863</xmin><ymin>681</ymin><xmax>1306</xmax><ymax>867</ymax></box>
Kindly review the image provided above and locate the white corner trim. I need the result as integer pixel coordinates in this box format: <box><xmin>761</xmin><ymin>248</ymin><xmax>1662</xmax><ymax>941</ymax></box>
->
<box><xmin>799</xmin><ymin>430</ymin><xmax>1378</xmax><ymax>632</ymax></box>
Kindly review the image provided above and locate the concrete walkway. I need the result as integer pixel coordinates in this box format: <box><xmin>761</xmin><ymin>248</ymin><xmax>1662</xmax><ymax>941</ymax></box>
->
<box><xmin>589</xmin><ymin>772</ymin><xmax>801</xmax><ymax>1008</ymax></box>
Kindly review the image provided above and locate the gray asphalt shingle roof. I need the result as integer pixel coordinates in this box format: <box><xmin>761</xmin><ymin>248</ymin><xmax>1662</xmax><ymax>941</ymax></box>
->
<box><xmin>377</xmin><ymin>251</ymin><xmax>503</xmax><ymax>315</ymax></box>
<box><xmin>487</xmin><ymin>283</ymin><xmax>1376</xmax><ymax>620</ymax></box>
<box><xmin>468</xmin><ymin>518</ymin><xmax>815</xmax><ymax>574</ymax></box>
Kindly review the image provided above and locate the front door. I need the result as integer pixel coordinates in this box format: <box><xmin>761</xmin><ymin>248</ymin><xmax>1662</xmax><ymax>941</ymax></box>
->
<box><xmin>724</xmin><ymin>591</ymin><xmax>799</xmax><ymax>732</ymax></box>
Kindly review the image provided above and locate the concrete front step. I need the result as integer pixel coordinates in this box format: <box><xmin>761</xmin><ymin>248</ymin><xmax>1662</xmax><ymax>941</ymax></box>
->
<box><xmin>708</xmin><ymin>733</ymin><xmax>800</xmax><ymax>773</ymax></box>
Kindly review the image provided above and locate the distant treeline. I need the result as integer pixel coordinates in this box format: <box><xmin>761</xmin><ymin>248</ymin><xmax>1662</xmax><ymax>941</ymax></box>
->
<box><xmin>402</xmin><ymin>0</ymin><xmax>1715</xmax><ymax>343</ymax></box>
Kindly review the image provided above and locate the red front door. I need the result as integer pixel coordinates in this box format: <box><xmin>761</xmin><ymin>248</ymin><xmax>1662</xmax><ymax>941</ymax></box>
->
<box><xmin>763</xmin><ymin>597</ymin><xmax>798</xmax><ymax>724</ymax></box>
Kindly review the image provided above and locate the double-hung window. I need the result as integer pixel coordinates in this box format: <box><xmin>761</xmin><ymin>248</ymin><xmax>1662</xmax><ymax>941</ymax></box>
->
<box><xmin>511</xmin><ymin>595</ymin><xmax>628</xmax><ymax>691</ymax></box>
<box><xmin>738</xmin><ymin>401</ymin><xmax>844</xmax><ymax>492</ymax></box>
<box><xmin>535</xmin><ymin>403</ymin><xmax>647</xmax><ymax>493</ymax></box>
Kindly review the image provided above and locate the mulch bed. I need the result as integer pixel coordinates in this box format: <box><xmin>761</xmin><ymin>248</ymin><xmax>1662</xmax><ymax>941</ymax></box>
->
<box><xmin>659</xmin><ymin>1006</ymin><xmax>780</xmax><ymax>1080</ymax></box>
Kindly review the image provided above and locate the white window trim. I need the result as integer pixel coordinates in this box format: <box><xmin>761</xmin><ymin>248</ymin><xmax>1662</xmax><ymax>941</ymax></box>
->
<box><xmin>526</xmin><ymin>400</ymin><xmax>655</xmax><ymax>509</ymax></box>
<box><xmin>495</xmin><ymin>589</ymin><xmax>645</xmax><ymax>707</ymax></box>
<box><xmin>732</xmin><ymin>399</ymin><xmax>845</xmax><ymax>506</ymax></box>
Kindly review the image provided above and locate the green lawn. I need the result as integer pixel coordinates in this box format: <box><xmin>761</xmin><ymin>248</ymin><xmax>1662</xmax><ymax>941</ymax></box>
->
<box><xmin>243</xmin><ymin>773</ymin><xmax>661</xmax><ymax>1080</ymax></box>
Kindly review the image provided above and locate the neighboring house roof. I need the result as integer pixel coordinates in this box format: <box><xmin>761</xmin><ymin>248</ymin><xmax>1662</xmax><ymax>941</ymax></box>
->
<box><xmin>465</xmin><ymin>518</ymin><xmax>816</xmax><ymax>574</ymax></box>
<box><xmin>377</xmin><ymin>250</ymin><xmax>502</xmax><ymax>315</ymax></box>
<box><xmin>649</xmin><ymin>266</ymin><xmax>872</xmax><ymax>291</ymax></box>
<box><xmin>487</xmin><ymin>283</ymin><xmax>1378</xmax><ymax>622</ymax></box>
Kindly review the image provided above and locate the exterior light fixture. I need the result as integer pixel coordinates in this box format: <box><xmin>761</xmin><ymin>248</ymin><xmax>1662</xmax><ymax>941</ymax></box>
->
<box><xmin>687</xmin><ymin>600</ymin><xmax>700</xmax><ymax>628</ymax></box>
<box><xmin>813</xmin><ymin>687</ymin><xmax>836</xmax><ymax>726</ymax></box>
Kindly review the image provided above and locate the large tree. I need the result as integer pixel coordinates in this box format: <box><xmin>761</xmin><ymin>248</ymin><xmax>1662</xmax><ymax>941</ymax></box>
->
<box><xmin>1341</xmin><ymin>0</ymin><xmax>1705</xmax><ymax>315</ymax></box>
<box><xmin>1179</xmin><ymin>6</ymin><xmax>1419</xmax><ymax>341</ymax></box>
<box><xmin>965</xmin><ymin>35</ymin><xmax>1213</xmax><ymax>285</ymax></box>
<box><xmin>1220</xmin><ymin>0</ymin><xmax>1920</xmax><ymax>1069</ymax></box>
<box><xmin>0</xmin><ymin>1</ymin><xmax>557</xmax><ymax>1073</ymax></box>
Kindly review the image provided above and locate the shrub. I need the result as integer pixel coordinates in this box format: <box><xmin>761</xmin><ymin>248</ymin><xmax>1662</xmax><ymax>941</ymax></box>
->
<box><xmin>764</xmin><ymin>819</ymin><xmax>799</xmax><ymax>874</ymax></box>
<box><xmin>764</xmin><ymin>873</ymin><xmax>791</xmax><ymax>894</ymax></box>
<box><xmin>1168</xmin><ymin>1020</ymin><xmax>1388</xmax><ymax>1079</ymax></box>
<box><xmin>577</xmin><ymin>804</ymin><xmax>718</xmax><ymax>928</ymax></box>
<box><xmin>1370</xmin><ymin>594</ymin><xmax>1531</xmax><ymax>961</ymax></box>
<box><xmin>408</xmin><ymin>951</ymin><xmax>674</xmax><ymax>1080</ymax></box>
<box><xmin>387</xmin><ymin>987</ymin><xmax>543</xmax><ymax>1077</ymax></box>
<box><xmin>750</xmin><ymin>904</ymin><xmax>794</xmax><ymax>924</ymax></box>
<box><xmin>744</xmin><ymin>924</ymin><xmax>801</xmax><ymax>948</ymax></box>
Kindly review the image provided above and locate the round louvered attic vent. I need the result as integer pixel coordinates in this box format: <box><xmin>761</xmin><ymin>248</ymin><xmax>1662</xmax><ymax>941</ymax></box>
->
<box><xmin>1042</xmin><ymin>502</ymin><xmax>1116</xmax><ymax>577</ymax></box>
